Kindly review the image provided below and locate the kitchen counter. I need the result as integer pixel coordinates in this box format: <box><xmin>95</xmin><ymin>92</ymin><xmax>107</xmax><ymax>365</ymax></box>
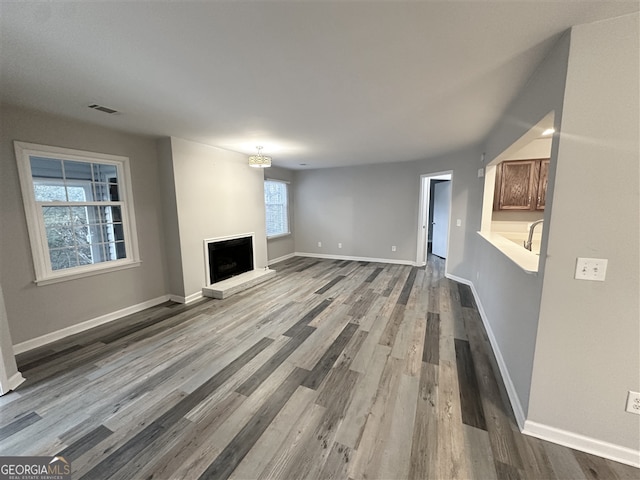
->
<box><xmin>497</xmin><ymin>231</ymin><xmax>542</xmax><ymax>255</ymax></box>
<box><xmin>477</xmin><ymin>231</ymin><xmax>541</xmax><ymax>274</ymax></box>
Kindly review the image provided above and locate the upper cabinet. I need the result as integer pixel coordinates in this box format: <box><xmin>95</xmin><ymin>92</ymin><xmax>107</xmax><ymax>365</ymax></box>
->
<box><xmin>535</xmin><ymin>159</ymin><xmax>550</xmax><ymax>210</ymax></box>
<box><xmin>494</xmin><ymin>158</ymin><xmax>550</xmax><ymax>211</ymax></box>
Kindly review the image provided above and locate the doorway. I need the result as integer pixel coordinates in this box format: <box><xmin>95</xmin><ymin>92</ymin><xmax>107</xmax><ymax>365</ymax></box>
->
<box><xmin>416</xmin><ymin>172</ymin><xmax>453</xmax><ymax>266</ymax></box>
<box><xmin>430</xmin><ymin>180</ymin><xmax>452</xmax><ymax>258</ymax></box>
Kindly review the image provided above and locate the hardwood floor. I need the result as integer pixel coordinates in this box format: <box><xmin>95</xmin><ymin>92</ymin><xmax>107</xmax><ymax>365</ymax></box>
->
<box><xmin>1</xmin><ymin>256</ymin><xmax>637</xmax><ymax>479</ymax></box>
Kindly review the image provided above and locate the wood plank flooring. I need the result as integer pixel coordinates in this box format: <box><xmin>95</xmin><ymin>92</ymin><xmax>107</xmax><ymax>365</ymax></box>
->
<box><xmin>2</xmin><ymin>255</ymin><xmax>638</xmax><ymax>479</ymax></box>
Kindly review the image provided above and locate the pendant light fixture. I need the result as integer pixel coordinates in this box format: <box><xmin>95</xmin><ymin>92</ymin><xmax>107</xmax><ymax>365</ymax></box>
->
<box><xmin>248</xmin><ymin>146</ymin><xmax>271</xmax><ymax>168</ymax></box>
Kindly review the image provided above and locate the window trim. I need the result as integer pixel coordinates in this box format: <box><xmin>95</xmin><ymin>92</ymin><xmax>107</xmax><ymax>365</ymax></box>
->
<box><xmin>264</xmin><ymin>178</ymin><xmax>291</xmax><ymax>239</ymax></box>
<box><xmin>14</xmin><ymin>141</ymin><xmax>141</xmax><ymax>285</ymax></box>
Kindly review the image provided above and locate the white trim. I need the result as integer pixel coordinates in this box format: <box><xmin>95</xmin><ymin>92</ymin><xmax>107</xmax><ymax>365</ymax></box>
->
<box><xmin>12</xmin><ymin>295</ymin><xmax>170</xmax><ymax>354</ymax></box>
<box><xmin>416</xmin><ymin>171</ymin><xmax>453</xmax><ymax>266</ymax></box>
<box><xmin>416</xmin><ymin>177</ymin><xmax>428</xmax><ymax>265</ymax></box>
<box><xmin>445</xmin><ymin>272</ymin><xmax>640</xmax><ymax>468</ymax></box>
<box><xmin>13</xmin><ymin>141</ymin><xmax>141</xmax><ymax>284</ymax></box>
<box><xmin>1</xmin><ymin>372</ymin><xmax>26</xmax><ymax>396</ymax></box>
<box><xmin>267</xmin><ymin>232</ymin><xmax>292</xmax><ymax>240</ymax></box>
<box><xmin>523</xmin><ymin>420</ymin><xmax>640</xmax><ymax>468</ymax></box>
<box><xmin>268</xmin><ymin>253</ymin><xmax>296</xmax><ymax>266</ymax></box>
<box><xmin>446</xmin><ymin>272</ymin><xmax>527</xmax><ymax>429</ymax></box>
<box><xmin>203</xmin><ymin>233</ymin><xmax>256</xmax><ymax>287</ymax></box>
<box><xmin>169</xmin><ymin>291</ymin><xmax>203</xmax><ymax>305</ymax></box>
<box><xmin>6</xmin><ymin>372</ymin><xmax>25</xmax><ymax>392</ymax></box>
<box><xmin>0</xmin><ymin>283</ymin><xmax>25</xmax><ymax>396</ymax></box>
<box><xmin>295</xmin><ymin>252</ymin><xmax>417</xmax><ymax>266</ymax></box>
<box><xmin>186</xmin><ymin>292</ymin><xmax>203</xmax><ymax>303</ymax></box>
<box><xmin>264</xmin><ymin>179</ymin><xmax>290</xmax><ymax>238</ymax></box>
<box><xmin>265</xmin><ymin>177</ymin><xmax>290</xmax><ymax>184</ymax></box>
<box><xmin>35</xmin><ymin>260</ymin><xmax>141</xmax><ymax>286</ymax></box>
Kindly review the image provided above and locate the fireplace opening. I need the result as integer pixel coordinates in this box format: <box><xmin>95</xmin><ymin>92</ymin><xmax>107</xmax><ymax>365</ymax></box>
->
<box><xmin>207</xmin><ymin>236</ymin><xmax>254</xmax><ymax>284</ymax></box>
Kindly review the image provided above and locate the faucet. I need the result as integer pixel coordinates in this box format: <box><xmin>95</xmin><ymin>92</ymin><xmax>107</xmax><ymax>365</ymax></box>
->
<box><xmin>524</xmin><ymin>220</ymin><xmax>544</xmax><ymax>251</ymax></box>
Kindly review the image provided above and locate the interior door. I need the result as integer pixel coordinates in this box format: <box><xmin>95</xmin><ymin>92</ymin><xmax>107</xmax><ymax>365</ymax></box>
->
<box><xmin>432</xmin><ymin>180</ymin><xmax>451</xmax><ymax>258</ymax></box>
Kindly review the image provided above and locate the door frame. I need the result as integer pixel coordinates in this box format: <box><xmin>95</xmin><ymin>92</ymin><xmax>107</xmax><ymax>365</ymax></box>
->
<box><xmin>416</xmin><ymin>171</ymin><xmax>453</xmax><ymax>266</ymax></box>
<box><xmin>0</xmin><ymin>282</ymin><xmax>25</xmax><ymax>395</ymax></box>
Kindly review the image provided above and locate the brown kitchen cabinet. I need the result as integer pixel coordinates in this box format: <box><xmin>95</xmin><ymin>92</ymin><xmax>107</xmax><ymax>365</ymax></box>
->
<box><xmin>494</xmin><ymin>158</ymin><xmax>550</xmax><ymax>211</ymax></box>
<box><xmin>535</xmin><ymin>159</ymin><xmax>550</xmax><ymax>209</ymax></box>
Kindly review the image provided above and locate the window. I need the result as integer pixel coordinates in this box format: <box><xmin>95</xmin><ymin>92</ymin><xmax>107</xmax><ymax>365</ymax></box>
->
<box><xmin>14</xmin><ymin>142</ymin><xmax>140</xmax><ymax>285</ymax></box>
<box><xmin>264</xmin><ymin>179</ymin><xmax>290</xmax><ymax>238</ymax></box>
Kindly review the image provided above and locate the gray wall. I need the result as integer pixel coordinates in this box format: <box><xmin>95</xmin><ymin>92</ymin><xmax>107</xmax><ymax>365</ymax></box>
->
<box><xmin>157</xmin><ymin>138</ymin><xmax>185</xmax><ymax>297</ymax></box>
<box><xmin>0</xmin><ymin>108</ymin><xmax>271</xmax><ymax>344</ymax></box>
<box><xmin>292</xmin><ymin>145</ymin><xmax>482</xmax><ymax>281</ymax></box>
<box><xmin>266</xmin><ymin>166</ymin><xmax>296</xmax><ymax>264</ymax></box>
<box><xmin>474</xmin><ymin>31</ymin><xmax>571</xmax><ymax>419</ymax></box>
<box><xmin>414</xmin><ymin>147</ymin><xmax>484</xmax><ymax>282</ymax></box>
<box><xmin>529</xmin><ymin>13</ymin><xmax>640</xmax><ymax>451</ymax></box>
<box><xmin>165</xmin><ymin>137</ymin><xmax>268</xmax><ymax>299</ymax></box>
<box><xmin>294</xmin><ymin>162</ymin><xmax>419</xmax><ymax>263</ymax></box>
<box><xmin>0</xmin><ymin>105</ymin><xmax>168</xmax><ymax>344</ymax></box>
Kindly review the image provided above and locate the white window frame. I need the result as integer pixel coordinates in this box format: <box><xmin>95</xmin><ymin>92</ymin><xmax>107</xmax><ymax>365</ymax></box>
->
<box><xmin>14</xmin><ymin>141</ymin><xmax>141</xmax><ymax>285</ymax></box>
<box><xmin>264</xmin><ymin>179</ymin><xmax>291</xmax><ymax>239</ymax></box>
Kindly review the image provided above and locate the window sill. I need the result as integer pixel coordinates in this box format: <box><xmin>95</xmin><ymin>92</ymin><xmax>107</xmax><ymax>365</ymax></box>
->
<box><xmin>477</xmin><ymin>231</ymin><xmax>540</xmax><ymax>274</ymax></box>
<box><xmin>267</xmin><ymin>233</ymin><xmax>291</xmax><ymax>241</ymax></box>
<box><xmin>35</xmin><ymin>260</ymin><xmax>142</xmax><ymax>286</ymax></box>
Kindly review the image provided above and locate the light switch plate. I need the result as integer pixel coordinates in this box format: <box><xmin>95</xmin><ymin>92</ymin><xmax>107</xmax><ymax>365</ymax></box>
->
<box><xmin>575</xmin><ymin>258</ymin><xmax>607</xmax><ymax>281</ymax></box>
<box><xmin>626</xmin><ymin>391</ymin><xmax>640</xmax><ymax>415</ymax></box>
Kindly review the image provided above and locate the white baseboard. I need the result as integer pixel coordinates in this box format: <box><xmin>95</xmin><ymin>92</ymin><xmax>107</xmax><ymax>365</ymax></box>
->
<box><xmin>168</xmin><ymin>295</ymin><xmax>184</xmax><ymax>304</ymax></box>
<box><xmin>524</xmin><ymin>420</ymin><xmax>640</xmax><ymax>468</ymax></box>
<box><xmin>268</xmin><ymin>253</ymin><xmax>296</xmax><ymax>266</ymax></box>
<box><xmin>13</xmin><ymin>295</ymin><xmax>170</xmax><ymax>354</ymax></box>
<box><xmin>169</xmin><ymin>291</ymin><xmax>203</xmax><ymax>305</ymax></box>
<box><xmin>444</xmin><ymin>272</ymin><xmax>469</xmax><ymax>285</ymax></box>
<box><xmin>446</xmin><ymin>273</ymin><xmax>640</xmax><ymax>468</ymax></box>
<box><xmin>445</xmin><ymin>272</ymin><xmax>527</xmax><ymax>430</ymax></box>
<box><xmin>0</xmin><ymin>372</ymin><xmax>26</xmax><ymax>396</ymax></box>
<box><xmin>295</xmin><ymin>252</ymin><xmax>417</xmax><ymax>266</ymax></box>
<box><xmin>7</xmin><ymin>372</ymin><xmax>25</xmax><ymax>392</ymax></box>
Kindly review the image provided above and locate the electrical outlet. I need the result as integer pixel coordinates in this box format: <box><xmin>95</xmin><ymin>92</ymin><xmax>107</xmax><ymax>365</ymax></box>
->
<box><xmin>317</xmin><ymin>241</ymin><xmax>322</xmax><ymax>248</ymax></box>
<box><xmin>575</xmin><ymin>258</ymin><xmax>607</xmax><ymax>281</ymax></box>
<box><xmin>478</xmin><ymin>168</ymin><xmax>484</xmax><ymax>178</ymax></box>
<box><xmin>626</xmin><ymin>391</ymin><xmax>640</xmax><ymax>415</ymax></box>
<box><xmin>338</xmin><ymin>243</ymin><xmax>342</xmax><ymax>249</ymax></box>
<box><xmin>456</xmin><ymin>219</ymin><xmax>462</xmax><ymax>227</ymax></box>
<box><xmin>391</xmin><ymin>246</ymin><xmax>397</xmax><ymax>252</ymax></box>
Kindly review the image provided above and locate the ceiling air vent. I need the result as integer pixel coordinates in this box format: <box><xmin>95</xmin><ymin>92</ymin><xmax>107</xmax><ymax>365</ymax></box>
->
<box><xmin>88</xmin><ymin>104</ymin><xmax>119</xmax><ymax>114</ymax></box>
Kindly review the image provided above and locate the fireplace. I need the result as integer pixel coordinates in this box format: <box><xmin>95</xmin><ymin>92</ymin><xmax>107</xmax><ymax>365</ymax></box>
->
<box><xmin>205</xmin><ymin>235</ymin><xmax>254</xmax><ymax>285</ymax></box>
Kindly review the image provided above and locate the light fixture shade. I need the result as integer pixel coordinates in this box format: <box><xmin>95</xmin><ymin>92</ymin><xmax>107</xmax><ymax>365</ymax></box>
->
<box><xmin>248</xmin><ymin>146</ymin><xmax>272</xmax><ymax>168</ymax></box>
<box><xmin>248</xmin><ymin>155</ymin><xmax>272</xmax><ymax>168</ymax></box>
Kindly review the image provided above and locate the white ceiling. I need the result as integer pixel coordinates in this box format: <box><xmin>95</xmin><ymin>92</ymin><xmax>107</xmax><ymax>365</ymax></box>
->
<box><xmin>1</xmin><ymin>1</ymin><xmax>638</xmax><ymax>169</ymax></box>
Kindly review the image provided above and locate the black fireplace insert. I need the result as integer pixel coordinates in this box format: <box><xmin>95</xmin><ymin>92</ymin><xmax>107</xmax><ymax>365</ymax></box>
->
<box><xmin>208</xmin><ymin>236</ymin><xmax>253</xmax><ymax>284</ymax></box>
